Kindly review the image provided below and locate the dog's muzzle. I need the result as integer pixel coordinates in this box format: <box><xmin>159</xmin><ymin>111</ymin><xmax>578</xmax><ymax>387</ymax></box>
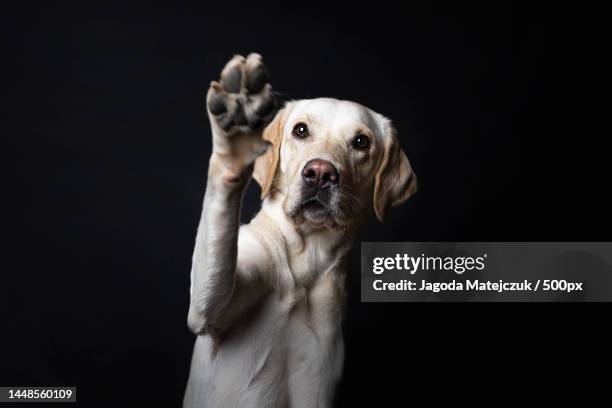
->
<box><xmin>302</xmin><ymin>159</ymin><xmax>339</xmax><ymax>189</ymax></box>
<box><xmin>300</xmin><ymin>159</ymin><xmax>340</xmax><ymax>208</ymax></box>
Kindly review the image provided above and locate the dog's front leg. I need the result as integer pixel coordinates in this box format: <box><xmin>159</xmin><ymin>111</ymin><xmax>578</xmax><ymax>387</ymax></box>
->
<box><xmin>188</xmin><ymin>54</ymin><xmax>277</xmax><ymax>336</ymax></box>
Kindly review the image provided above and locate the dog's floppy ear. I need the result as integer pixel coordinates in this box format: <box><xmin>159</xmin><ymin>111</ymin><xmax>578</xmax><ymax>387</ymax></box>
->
<box><xmin>373</xmin><ymin>121</ymin><xmax>417</xmax><ymax>222</ymax></box>
<box><xmin>254</xmin><ymin>109</ymin><xmax>285</xmax><ymax>199</ymax></box>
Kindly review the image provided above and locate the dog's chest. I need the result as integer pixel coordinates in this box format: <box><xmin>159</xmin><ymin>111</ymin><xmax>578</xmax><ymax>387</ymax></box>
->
<box><xmin>282</xmin><ymin>279</ymin><xmax>345</xmax><ymax>406</ymax></box>
<box><xmin>285</xmin><ymin>242</ymin><xmax>341</xmax><ymax>287</ymax></box>
<box><xmin>188</xmin><ymin>275</ymin><xmax>344</xmax><ymax>408</ymax></box>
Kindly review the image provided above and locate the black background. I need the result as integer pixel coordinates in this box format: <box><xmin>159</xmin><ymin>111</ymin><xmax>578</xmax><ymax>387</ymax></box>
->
<box><xmin>2</xmin><ymin>2</ymin><xmax>610</xmax><ymax>407</ymax></box>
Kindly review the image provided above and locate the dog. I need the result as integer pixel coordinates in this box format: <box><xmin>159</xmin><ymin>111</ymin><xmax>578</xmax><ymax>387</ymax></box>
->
<box><xmin>183</xmin><ymin>53</ymin><xmax>417</xmax><ymax>408</ymax></box>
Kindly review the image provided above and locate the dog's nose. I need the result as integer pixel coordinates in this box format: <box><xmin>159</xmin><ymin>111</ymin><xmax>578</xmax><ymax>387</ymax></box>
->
<box><xmin>302</xmin><ymin>159</ymin><xmax>339</xmax><ymax>189</ymax></box>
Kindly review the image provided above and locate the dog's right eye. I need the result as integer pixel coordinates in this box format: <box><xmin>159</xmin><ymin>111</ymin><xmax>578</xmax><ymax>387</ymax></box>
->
<box><xmin>292</xmin><ymin>123</ymin><xmax>309</xmax><ymax>139</ymax></box>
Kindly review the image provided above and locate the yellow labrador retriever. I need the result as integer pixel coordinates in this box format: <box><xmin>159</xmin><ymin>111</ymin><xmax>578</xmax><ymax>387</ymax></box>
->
<box><xmin>184</xmin><ymin>53</ymin><xmax>417</xmax><ymax>408</ymax></box>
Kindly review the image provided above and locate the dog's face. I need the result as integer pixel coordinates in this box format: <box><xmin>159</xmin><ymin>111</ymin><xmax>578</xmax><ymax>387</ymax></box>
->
<box><xmin>254</xmin><ymin>98</ymin><xmax>416</xmax><ymax>229</ymax></box>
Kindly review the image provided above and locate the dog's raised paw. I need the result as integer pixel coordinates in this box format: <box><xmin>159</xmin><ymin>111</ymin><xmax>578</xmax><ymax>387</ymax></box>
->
<box><xmin>207</xmin><ymin>53</ymin><xmax>278</xmax><ymax>134</ymax></box>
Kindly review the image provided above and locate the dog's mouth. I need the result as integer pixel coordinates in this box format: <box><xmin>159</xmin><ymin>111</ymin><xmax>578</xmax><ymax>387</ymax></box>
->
<box><xmin>302</xmin><ymin>198</ymin><xmax>328</xmax><ymax>213</ymax></box>
<box><xmin>302</xmin><ymin>195</ymin><xmax>329</xmax><ymax>210</ymax></box>
<box><xmin>299</xmin><ymin>196</ymin><xmax>333</xmax><ymax>224</ymax></box>
<box><xmin>286</xmin><ymin>188</ymin><xmax>345</xmax><ymax>229</ymax></box>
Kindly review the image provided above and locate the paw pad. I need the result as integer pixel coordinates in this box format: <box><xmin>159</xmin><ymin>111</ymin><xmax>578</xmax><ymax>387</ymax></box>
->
<box><xmin>207</xmin><ymin>53</ymin><xmax>278</xmax><ymax>132</ymax></box>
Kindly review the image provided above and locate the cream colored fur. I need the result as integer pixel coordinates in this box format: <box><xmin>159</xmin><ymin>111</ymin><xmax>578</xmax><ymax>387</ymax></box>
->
<box><xmin>184</xmin><ymin>54</ymin><xmax>416</xmax><ymax>408</ymax></box>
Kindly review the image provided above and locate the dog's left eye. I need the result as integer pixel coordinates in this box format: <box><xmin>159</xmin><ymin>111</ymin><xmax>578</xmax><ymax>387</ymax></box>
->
<box><xmin>352</xmin><ymin>134</ymin><xmax>370</xmax><ymax>150</ymax></box>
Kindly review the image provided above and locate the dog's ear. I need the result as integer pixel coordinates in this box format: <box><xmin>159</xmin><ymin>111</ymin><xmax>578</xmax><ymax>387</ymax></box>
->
<box><xmin>254</xmin><ymin>109</ymin><xmax>285</xmax><ymax>199</ymax></box>
<box><xmin>373</xmin><ymin>121</ymin><xmax>417</xmax><ymax>222</ymax></box>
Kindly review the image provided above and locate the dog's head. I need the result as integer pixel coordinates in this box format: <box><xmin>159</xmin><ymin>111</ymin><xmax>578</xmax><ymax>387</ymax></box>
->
<box><xmin>254</xmin><ymin>98</ymin><xmax>416</xmax><ymax>229</ymax></box>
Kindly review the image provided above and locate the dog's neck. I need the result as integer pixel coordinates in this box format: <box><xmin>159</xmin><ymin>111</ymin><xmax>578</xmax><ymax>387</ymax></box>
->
<box><xmin>259</xmin><ymin>195</ymin><xmax>357</xmax><ymax>287</ymax></box>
